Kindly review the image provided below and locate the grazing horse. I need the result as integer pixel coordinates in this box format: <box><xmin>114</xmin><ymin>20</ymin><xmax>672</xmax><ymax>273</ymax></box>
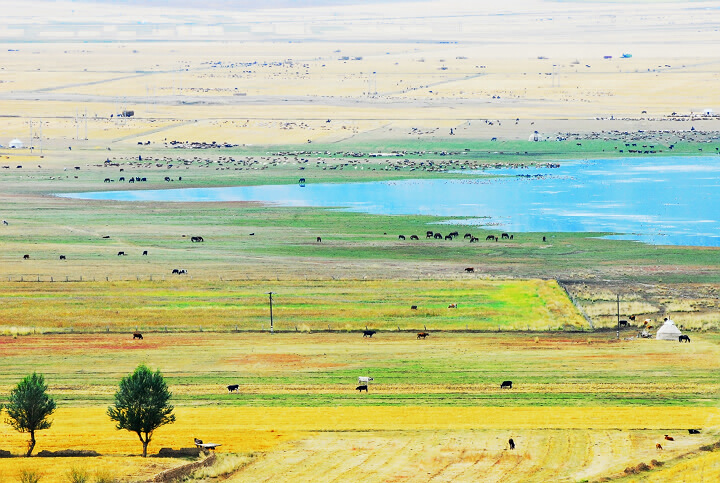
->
<box><xmin>410</xmin><ymin>235</ymin><xmax>419</xmax><ymax>240</ymax></box>
<box><xmin>227</xmin><ymin>384</ymin><xmax>239</xmax><ymax>393</ymax></box>
<box><xmin>449</xmin><ymin>231</ymin><xmax>459</xmax><ymax>237</ymax></box>
<box><xmin>317</xmin><ymin>237</ymin><xmax>322</xmax><ymax>242</ymax></box>
<box><xmin>356</xmin><ymin>385</ymin><xmax>368</xmax><ymax>393</ymax></box>
<box><xmin>542</xmin><ymin>236</ymin><xmax>547</xmax><ymax>242</ymax></box>
<box><xmin>501</xmin><ymin>380</ymin><xmax>512</xmax><ymax>389</ymax></box>
<box><xmin>363</xmin><ymin>330</ymin><xmax>377</xmax><ymax>338</ymax></box>
<box><xmin>445</xmin><ymin>235</ymin><xmax>453</xmax><ymax>240</ymax></box>
<box><xmin>486</xmin><ymin>235</ymin><xmax>496</xmax><ymax>241</ymax></box>
<box><xmin>434</xmin><ymin>233</ymin><xmax>443</xmax><ymax>239</ymax></box>
<box><xmin>59</xmin><ymin>255</ymin><xmax>66</xmax><ymax>260</ymax></box>
<box><xmin>23</xmin><ymin>254</ymin><xmax>29</xmax><ymax>260</ymax></box>
<box><xmin>132</xmin><ymin>332</ymin><xmax>143</xmax><ymax>340</ymax></box>
<box><xmin>470</xmin><ymin>237</ymin><xmax>479</xmax><ymax>243</ymax></box>
<box><xmin>448</xmin><ymin>303</ymin><xmax>457</xmax><ymax>309</ymax></box>
<box><xmin>142</xmin><ymin>250</ymin><xmax>148</xmax><ymax>256</ymax></box>
<box><xmin>411</xmin><ymin>305</ymin><xmax>418</xmax><ymax>310</ymax></box>
<box><xmin>501</xmin><ymin>233</ymin><xmax>510</xmax><ymax>239</ymax></box>
<box><xmin>398</xmin><ymin>235</ymin><xmax>405</xmax><ymax>240</ymax></box>
<box><xmin>191</xmin><ymin>236</ymin><xmax>204</xmax><ymax>242</ymax></box>
<box><xmin>509</xmin><ymin>438</ymin><xmax>515</xmax><ymax>450</ymax></box>
<box><xmin>465</xmin><ymin>267</ymin><xmax>474</xmax><ymax>273</ymax></box>
<box><xmin>464</xmin><ymin>233</ymin><xmax>472</xmax><ymax>239</ymax></box>
<box><xmin>679</xmin><ymin>335</ymin><xmax>690</xmax><ymax>343</ymax></box>
<box><xmin>656</xmin><ymin>443</ymin><xmax>663</xmax><ymax>450</ymax></box>
<box><xmin>417</xmin><ymin>332</ymin><xmax>429</xmax><ymax>339</ymax></box>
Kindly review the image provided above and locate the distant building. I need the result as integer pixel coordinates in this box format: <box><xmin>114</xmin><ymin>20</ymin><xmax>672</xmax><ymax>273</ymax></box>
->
<box><xmin>9</xmin><ymin>138</ymin><xmax>23</xmax><ymax>148</ymax></box>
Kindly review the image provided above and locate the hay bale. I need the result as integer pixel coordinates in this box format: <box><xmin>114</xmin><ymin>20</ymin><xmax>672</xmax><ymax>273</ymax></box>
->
<box><xmin>36</xmin><ymin>449</ymin><xmax>100</xmax><ymax>457</ymax></box>
<box><xmin>0</xmin><ymin>449</ymin><xmax>12</xmax><ymax>458</ymax></box>
<box><xmin>157</xmin><ymin>447</ymin><xmax>202</xmax><ymax>458</ymax></box>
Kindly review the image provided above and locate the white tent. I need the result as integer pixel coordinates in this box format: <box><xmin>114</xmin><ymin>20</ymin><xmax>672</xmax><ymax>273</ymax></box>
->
<box><xmin>528</xmin><ymin>131</ymin><xmax>541</xmax><ymax>142</ymax></box>
<box><xmin>656</xmin><ymin>318</ymin><xmax>682</xmax><ymax>341</ymax></box>
<box><xmin>9</xmin><ymin>139</ymin><xmax>23</xmax><ymax>148</ymax></box>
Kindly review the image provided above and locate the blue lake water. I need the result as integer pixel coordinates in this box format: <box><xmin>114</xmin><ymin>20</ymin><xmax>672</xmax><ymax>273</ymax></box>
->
<box><xmin>58</xmin><ymin>156</ymin><xmax>720</xmax><ymax>247</ymax></box>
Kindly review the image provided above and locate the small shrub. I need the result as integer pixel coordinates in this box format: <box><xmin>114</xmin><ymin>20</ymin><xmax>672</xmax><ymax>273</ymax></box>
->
<box><xmin>635</xmin><ymin>462</ymin><xmax>651</xmax><ymax>472</ymax></box>
<box><xmin>19</xmin><ymin>470</ymin><xmax>41</xmax><ymax>483</ymax></box>
<box><xmin>66</xmin><ymin>467</ymin><xmax>89</xmax><ymax>483</ymax></box>
<box><xmin>650</xmin><ymin>459</ymin><xmax>664</xmax><ymax>467</ymax></box>
<box><xmin>93</xmin><ymin>469</ymin><xmax>117</xmax><ymax>483</ymax></box>
<box><xmin>623</xmin><ymin>466</ymin><xmax>636</xmax><ymax>474</ymax></box>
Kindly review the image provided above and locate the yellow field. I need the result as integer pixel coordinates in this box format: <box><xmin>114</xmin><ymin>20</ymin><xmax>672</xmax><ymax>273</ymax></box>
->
<box><xmin>0</xmin><ymin>407</ymin><xmax>717</xmax><ymax>482</ymax></box>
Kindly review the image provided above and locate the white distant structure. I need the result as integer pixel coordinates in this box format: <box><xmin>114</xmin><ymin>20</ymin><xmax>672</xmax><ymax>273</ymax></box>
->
<box><xmin>528</xmin><ymin>130</ymin><xmax>542</xmax><ymax>142</ymax></box>
<box><xmin>656</xmin><ymin>317</ymin><xmax>682</xmax><ymax>341</ymax></box>
<box><xmin>703</xmin><ymin>108</ymin><xmax>713</xmax><ymax>116</ymax></box>
<box><xmin>9</xmin><ymin>138</ymin><xmax>24</xmax><ymax>148</ymax></box>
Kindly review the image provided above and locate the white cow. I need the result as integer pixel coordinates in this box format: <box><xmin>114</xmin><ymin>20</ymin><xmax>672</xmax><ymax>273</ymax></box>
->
<box><xmin>358</xmin><ymin>376</ymin><xmax>374</xmax><ymax>385</ymax></box>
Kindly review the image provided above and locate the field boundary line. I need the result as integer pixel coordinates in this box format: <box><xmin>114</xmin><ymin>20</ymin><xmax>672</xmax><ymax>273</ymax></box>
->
<box><xmin>557</xmin><ymin>279</ymin><xmax>594</xmax><ymax>329</ymax></box>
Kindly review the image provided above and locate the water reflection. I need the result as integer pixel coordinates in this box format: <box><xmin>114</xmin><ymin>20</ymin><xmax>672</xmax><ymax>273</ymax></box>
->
<box><xmin>58</xmin><ymin>156</ymin><xmax>720</xmax><ymax>246</ymax></box>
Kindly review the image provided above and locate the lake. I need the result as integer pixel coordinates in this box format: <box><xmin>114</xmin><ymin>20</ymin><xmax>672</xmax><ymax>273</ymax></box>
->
<box><xmin>59</xmin><ymin>156</ymin><xmax>720</xmax><ymax>247</ymax></box>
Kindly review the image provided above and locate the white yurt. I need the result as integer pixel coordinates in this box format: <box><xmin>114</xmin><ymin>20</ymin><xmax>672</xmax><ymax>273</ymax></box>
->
<box><xmin>9</xmin><ymin>138</ymin><xmax>24</xmax><ymax>148</ymax></box>
<box><xmin>528</xmin><ymin>131</ymin><xmax>541</xmax><ymax>142</ymax></box>
<box><xmin>656</xmin><ymin>317</ymin><xmax>682</xmax><ymax>340</ymax></box>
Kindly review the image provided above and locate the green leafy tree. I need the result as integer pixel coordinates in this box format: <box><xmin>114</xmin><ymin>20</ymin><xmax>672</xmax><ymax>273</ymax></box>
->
<box><xmin>5</xmin><ymin>372</ymin><xmax>57</xmax><ymax>457</ymax></box>
<box><xmin>107</xmin><ymin>365</ymin><xmax>175</xmax><ymax>457</ymax></box>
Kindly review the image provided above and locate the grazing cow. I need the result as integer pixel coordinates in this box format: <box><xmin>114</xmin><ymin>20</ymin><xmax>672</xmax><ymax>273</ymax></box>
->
<box><xmin>426</xmin><ymin>231</ymin><xmax>434</xmax><ymax>238</ymax></box>
<box><xmin>104</xmin><ymin>178</ymin><xmax>111</xmax><ymax>183</ymax></box>
<box><xmin>509</xmin><ymin>438</ymin><xmax>515</xmax><ymax>450</ymax></box>
<box><xmin>59</xmin><ymin>255</ymin><xmax>66</xmax><ymax>260</ymax></box>
<box><xmin>172</xmin><ymin>269</ymin><xmax>180</xmax><ymax>274</ymax></box>
<box><xmin>486</xmin><ymin>235</ymin><xmax>496</xmax><ymax>241</ymax></box>
<box><xmin>619</xmin><ymin>320</ymin><xmax>629</xmax><ymax>328</ymax></box>
<box><xmin>363</xmin><ymin>330</ymin><xmax>376</xmax><ymax>338</ymax></box>
<box><xmin>298</xmin><ymin>178</ymin><xmax>306</xmax><ymax>184</ymax></box>
<box><xmin>23</xmin><ymin>254</ymin><xmax>29</xmax><ymax>260</ymax></box>
<box><xmin>227</xmin><ymin>384</ymin><xmax>239</xmax><ymax>393</ymax></box>
<box><xmin>317</xmin><ymin>237</ymin><xmax>322</xmax><ymax>242</ymax></box>
<box><xmin>164</xmin><ymin>176</ymin><xmax>171</xmax><ymax>182</ymax></box>
<box><xmin>664</xmin><ymin>435</ymin><xmax>674</xmax><ymax>441</ymax></box>
<box><xmin>119</xmin><ymin>177</ymin><xmax>125</xmax><ymax>182</ymax></box>
<box><xmin>448</xmin><ymin>303</ymin><xmax>457</xmax><ymax>309</ymax></box>
<box><xmin>132</xmin><ymin>332</ymin><xmax>143</xmax><ymax>340</ymax></box>
<box><xmin>501</xmin><ymin>233</ymin><xmax>510</xmax><ymax>239</ymax></box>
<box><xmin>656</xmin><ymin>443</ymin><xmax>663</xmax><ymax>450</ymax></box>
<box><xmin>358</xmin><ymin>376</ymin><xmax>374</xmax><ymax>385</ymax></box>
<box><xmin>410</xmin><ymin>235</ymin><xmax>419</xmax><ymax>240</ymax></box>
<box><xmin>465</xmin><ymin>267</ymin><xmax>474</xmax><ymax>273</ymax></box>
<box><xmin>542</xmin><ymin>236</ymin><xmax>547</xmax><ymax>242</ymax></box>
<box><xmin>178</xmin><ymin>269</ymin><xmax>187</xmax><ymax>274</ymax></box>
<box><xmin>191</xmin><ymin>236</ymin><xmax>204</xmax><ymax>243</ymax></box>
<box><xmin>102</xmin><ymin>235</ymin><xmax>110</xmax><ymax>239</ymax></box>
<box><xmin>445</xmin><ymin>235</ymin><xmax>453</xmax><ymax>240</ymax></box>
<box><xmin>356</xmin><ymin>385</ymin><xmax>368</xmax><ymax>393</ymax></box>
<box><xmin>142</xmin><ymin>250</ymin><xmax>148</xmax><ymax>256</ymax></box>
<box><xmin>417</xmin><ymin>332</ymin><xmax>429</xmax><ymax>339</ymax></box>
<box><xmin>679</xmin><ymin>335</ymin><xmax>690</xmax><ymax>343</ymax></box>
<box><xmin>501</xmin><ymin>380</ymin><xmax>512</xmax><ymax>389</ymax></box>
<box><xmin>2</xmin><ymin>220</ymin><xmax>7</xmax><ymax>225</ymax></box>
<box><xmin>434</xmin><ymin>233</ymin><xmax>443</xmax><ymax>239</ymax></box>
<box><xmin>688</xmin><ymin>429</ymin><xmax>701</xmax><ymax>434</ymax></box>
<box><xmin>510</xmin><ymin>235</ymin><xmax>514</xmax><ymax>240</ymax></box>
<box><xmin>117</xmin><ymin>251</ymin><xmax>126</xmax><ymax>256</ymax></box>
<box><xmin>398</xmin><ymin>235</ymin><xmax>405</xmax><ymax>240</ymax></box>
<box><xmin>411</xmin><ymin>305</ymin><xmax>418</xmax><ymax>310</ymax></box>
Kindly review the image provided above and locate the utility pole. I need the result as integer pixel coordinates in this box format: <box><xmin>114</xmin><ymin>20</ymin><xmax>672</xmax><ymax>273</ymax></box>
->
<box><xmin>266</xmin><ymin>292</ymin><xmax>276</xmax><ymax>334</ymax></box>
<box><xmin>616</xmin><ymin>294</ymin><xmax>620</xmax><ymax>339</ymax></box>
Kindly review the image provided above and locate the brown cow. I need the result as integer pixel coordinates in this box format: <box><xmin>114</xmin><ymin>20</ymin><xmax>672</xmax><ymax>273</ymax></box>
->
<box><xmin>417</xmin><ymin>332</ymin><xmax>429</xmax><ymax>339</ymax></box>
<box><xmin>656</xmin><ymin>443</ymin><xmax>663</xmax><ymax>450</ymax></box>
<box><xmin>448</xmin><ymin>303</ymin><xmax>457</xmax><ymax>308</ymax></box>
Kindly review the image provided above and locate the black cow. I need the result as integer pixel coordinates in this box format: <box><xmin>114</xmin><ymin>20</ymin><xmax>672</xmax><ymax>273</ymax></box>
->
<box><xmin>398</xmin><ymin>235</ymin><xmax>405</xmax><ymax>240</ymax></box>
<box><xmin>172</xmin><ymin>269</ymin><xmax>180</xmax><ymax>274</ymax></box>
<box><xmin>470</xmin><ymin>237</ymin><xmax>479</xmax><ymax>243</ymax></box>
<box><xmin>363</xmin><ymin>330</ymin><xmax>376</xmax><ymax>338</ymax></box>
<box><xmin>299</xmin><ymin>178</ymin><xmax>306</xmax><ymax>184</ymax></box>
<box><xmin>501</xmin><ymin>233</ymin><xmax>510</xmax><ymax>239</ymax></box>
<box><xmin>191</xmin><ymin>236</ymin><xmax>204</xmax><ymax>242</ymax></box>
<box><xmin>133</xmin><ymin>332</ymin><xmax>143</xmax><ymax>340</ymax></box>
<box><xmin>227</xmin><ymin>384</ymin><xmax>239</xmax><ymax>393</ymax></box>
<box><xmin>356</xmin><ymin>385</ymin><xmax>368</xmax><ymax>393</ymax></box>
<box><xmin>410</xmin><ymin>235</ymin><xmax>419</xmax><ymax>240</ymax></box>
<box><xmin>465</xmin><ymin>267</ymin><xmax>474</xmax><ymax>273</ymax></box>
<box><xmin>23</xmin><ymin>254</ymin><xmax>29</xmax><ymax>259</ymax></box>
<box><xmin>509</xmin><ymin>438</ymin><xmax>515</xmax><ymax>450</ymax></box>
<box><xmin>317</xmin><ymin>237</ymin><xmax>322</xmax><ymax>242</ymax></box>
<box><xmin>619</xmin><ymin>320</ymin><xmax>629</xmax><ymax>328</ymax></box>
<box><xmin>117</xmin><ymin>251</ymin><xmax>126</xmax><ymax>256</ymax></box>
<box><xmin>426</xmin><ymin>231</ymin><xmax>434</xmax><ymax>238</ymax></box>
<box><xmin>542</xmin><ymin>236</ymin><xmax>547</xmax><ymax>242</ymax></box>
<box><xmin>501</xmin><ymin>380</ymin><xmax>513</xmax><ymax>389</ymax></box>
<box><xmin>59</xmin><ymin>255</ymin><xmax>66</xmax><ymax>260</ymax></box>
<box><xmin>688</xmin><ymin>429</ymin><xmax>701</xmax><ymax>434</ymax></box>
<box><xmin>445</xmin><ymin>235</ymin><xmax>453</xmax><ymax>240</ymax></box>
<box><xmin>142</xmin><ymin>250</ymin><xmax>148</xmax><ymax>256</ymax></box>
<box><xmin>679</xmin><ymin>335</ymin><xmax>691</xmax><ymax>343</ymax></box>
<box><xmin>434</xmin><ymin>233</ymin><xmax>443</xmax><ymax>239</ymax></box>
<box><xmin>411</xmin><ymin>305</ymin><xmax>418</xmax><ymax>310</ymax></box>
